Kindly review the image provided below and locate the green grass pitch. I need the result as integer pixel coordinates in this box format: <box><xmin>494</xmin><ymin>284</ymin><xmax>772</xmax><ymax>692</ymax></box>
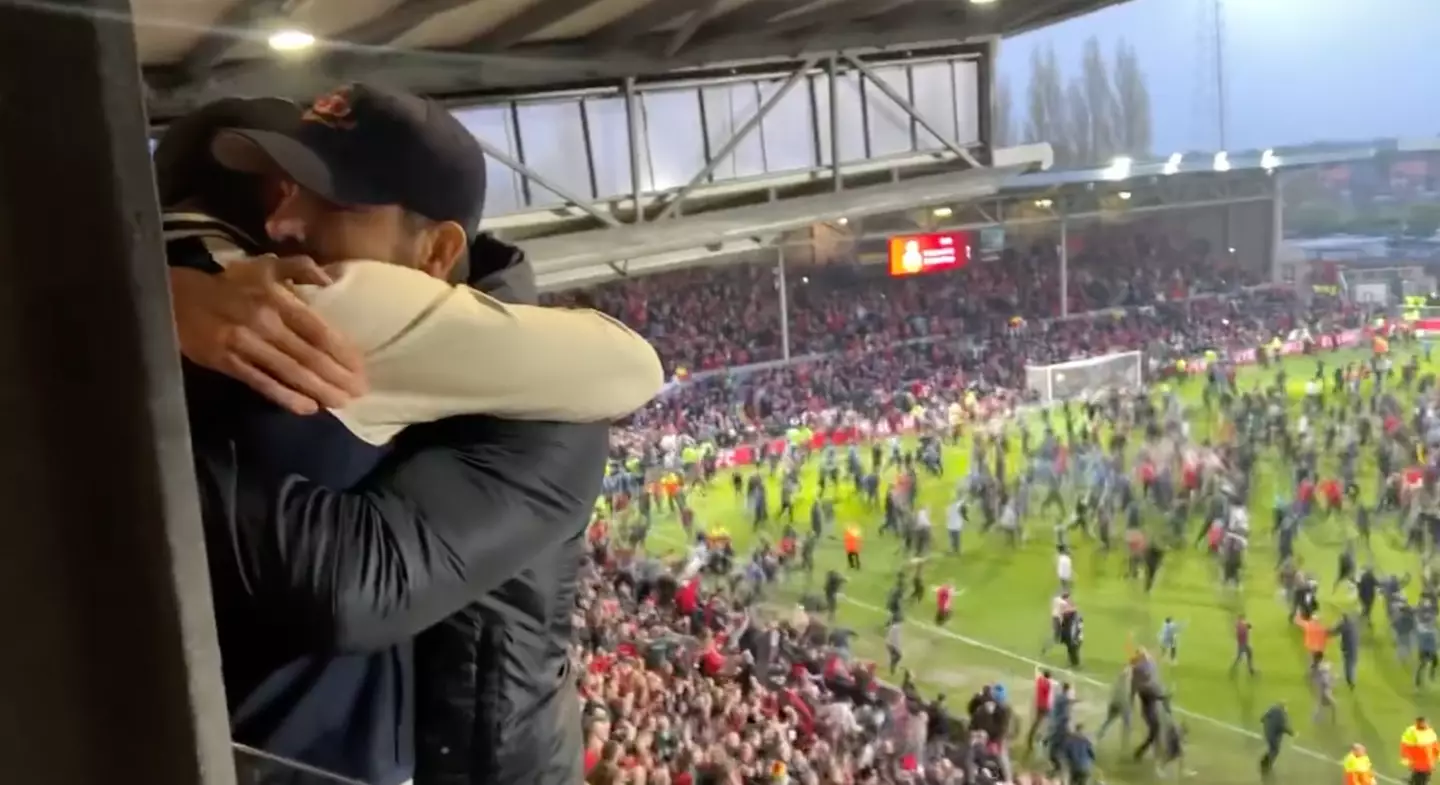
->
<box><xmin>635</xmin><ymin>345</ymin><xmax>1440</xmax><ymax>785</ymax></box>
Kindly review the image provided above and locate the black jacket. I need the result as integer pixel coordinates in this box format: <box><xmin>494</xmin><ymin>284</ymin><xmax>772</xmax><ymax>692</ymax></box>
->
<box><xmin>174</xmin><ymin>221</ymin><xmax>600</xmax><ymax>784</ymax></box>
<box><xmin>410</xmin><ymin>236</ymin><xmax>593</xmax><ymax>785</ymax></box>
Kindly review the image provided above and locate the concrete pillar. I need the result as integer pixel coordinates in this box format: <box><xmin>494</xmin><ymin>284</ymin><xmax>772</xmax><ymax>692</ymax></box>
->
<box><xmin>0</xmin><ymin>1</ymin><xmax>236</xmax><ymax>783</ymax></box>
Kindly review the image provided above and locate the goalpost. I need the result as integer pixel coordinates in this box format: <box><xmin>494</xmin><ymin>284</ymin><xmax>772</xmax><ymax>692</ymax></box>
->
<box><xmin>1024</xmin><ymin>350</ymin><xmax>1144</xmax><ymax>404</ymax></box>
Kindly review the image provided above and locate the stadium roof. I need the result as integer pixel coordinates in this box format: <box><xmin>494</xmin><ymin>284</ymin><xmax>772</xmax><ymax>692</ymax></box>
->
<box><xmin>134</xmin><ymin>0</ymin><xmax>1129</xmax><ymax>119</ymax></box>
<box><xmin>1002</xmin><ymin>147</ymin><xmax>1371</xmax><ymax>190</ymax></box>
<box><xmin>519</xmin><ymin>138</ymin><xmax>1424</xmax><ymax>290</ymax></box>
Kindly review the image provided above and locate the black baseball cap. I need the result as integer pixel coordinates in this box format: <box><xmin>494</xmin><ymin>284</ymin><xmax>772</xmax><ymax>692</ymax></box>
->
<box><xmin>154</xmin><ymin>96</ymin><xmax>299</xmax><ymax>206</ymax></box>
<box><xmin>212</xmin><ymin>83</ymin><xmax>487</xmax><ymax>237</ymax></box>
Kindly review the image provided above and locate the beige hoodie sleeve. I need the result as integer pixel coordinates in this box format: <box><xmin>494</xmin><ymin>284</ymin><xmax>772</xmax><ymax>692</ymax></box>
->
<box><xmin>294</xmin><ymin>261</ymin><xmax>663</xmax><ymax>445</ymax></box>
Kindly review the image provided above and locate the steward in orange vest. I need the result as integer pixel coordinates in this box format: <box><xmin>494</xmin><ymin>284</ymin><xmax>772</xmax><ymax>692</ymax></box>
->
<box><xmin>1342</xmin><ymin>744</ymin><xmax>1374</xmax><ymax>785</ymax></box>
<box><xmin>1402</xmin><ymin>717</ymin><xmax>1440</xmax><ymax>783</ymax></box>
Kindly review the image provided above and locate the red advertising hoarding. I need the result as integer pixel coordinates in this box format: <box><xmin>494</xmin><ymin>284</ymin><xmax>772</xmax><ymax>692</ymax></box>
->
<box><xmin>888</xmin><ymin>232</ymin><xmax>972</xmax><ymax>277</ymax></box>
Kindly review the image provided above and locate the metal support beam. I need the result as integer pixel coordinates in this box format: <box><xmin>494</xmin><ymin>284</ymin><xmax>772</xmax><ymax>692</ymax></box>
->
<box><xmin>664</xmin><ymin>0</ymin><xmax>725</xmax><ymax>58</ymax></box>
<box><xmin>843</xmin><ymin>52</ymin><xmax>985</xmax><ymax>170</ymax></box>
<box><xmin>1269</xmin><ymin>178</ymin><xmax>1285</xmax><ymax>282</ymax></box>
<box><xmin>328</xmin><ymin>0</ymin><xmax>477</xmax><ymax>49</ymax></box>
<box><xmin>0</xmin><ymin>0</ymin><xmax>235</xmax><ymax>783</ymax></box>
<box><xmin>930</xmin><ymin>194</ymin><xmax>1274</xmax><ymax>236</ymax></box>
<box><xmin>770</xmin><ymin>0</ymin><xmax>914</xmax><ymax>39</ymax></box>
<box><xmin>472</xmin><ymin>136</ymin><xmax>621</xmax><ymax>227</ymax></box>
<box><xmin>146</xmin><ymin>35</ymin><xmax>988</xmax><ymax>121</ymax></box>
<box><xmin>578</xmin><ymin>98</ymin><xmax>601</xmax><ymax>201</ymax></box>
<box><xmin>975</xmin><ymin>37</ymin><xmax>996</xmax><ymax>165</ymax></box>
<box><xmin>1059</xmin><ymin>217</ymin><xmax>1070</xmax><ymax>318</ymax></box>
<box><xmin>465</xmin><ymin>0</ymin><xmax>604</xmax><ymax>51</ymax></box>
<box><xmin>590</xmin><ymin>0</ymin><xmax>697</xmax><ymax>51</ymax></box>
<box><xmin>653</xmin><ymin>57</ymin><xmax>819</xmax><ymax>221</ymax></box>
<box><xmin>777</xmin><ymin>248</ymin><xmax>791</xmax><ymax>361</ymax></box>
<box><xmin>625</xmin><ymin>77</ymin><xmax>646</xmax><ymax>222</ymax></box>
<box><xmin>684</xmin><ymin>0</ymin><xmax>791</xmax><ymax>43</ymax></box>
<box><xmin>797</xmin><ymin>0</ymin><xmax>921</xmax><ymax>45</ymax></box>
<box><xmin>828</xmin><ymin>56</ymin><xmax>842</xmax><ymax>192</ymax></box>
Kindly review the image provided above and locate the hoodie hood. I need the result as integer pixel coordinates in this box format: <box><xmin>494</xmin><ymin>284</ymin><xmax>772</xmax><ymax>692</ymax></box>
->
<box><xmin>467</xmin><ymin>232</ymin><xmax>537</xmax><ymax>305</ymax></box>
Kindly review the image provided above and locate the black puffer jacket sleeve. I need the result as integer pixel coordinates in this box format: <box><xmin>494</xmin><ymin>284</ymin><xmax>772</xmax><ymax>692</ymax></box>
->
<box><xmin>198</xmin><ymin>415</ymin><xmax>608</xmax><ymax>654</ymax></box>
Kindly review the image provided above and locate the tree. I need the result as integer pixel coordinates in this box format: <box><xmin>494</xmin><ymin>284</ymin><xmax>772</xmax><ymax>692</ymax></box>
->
<box><xmin>1288</xmin><ymin>203</ymin><xmax>1343</xmax><ymax>237</ymax></box>
<box><xmin>1345</xmin><ymin>204</ymin><xmax>1405</xmax><ymax>236</ymax></box>
<box><xmin>1024</xmin><ymin>45</ymin><xmax>1069</xmax><ymax>164</ymax></box>
<box><xmin>993</xmin><ymin>76</ymin><xmax>1015</xmax><ymax>147</ymax></box>
<box><xmin>1080</xmin><ymin>36</ymin><xmax>1119</xmax><ymax>164</ymax></box>
<box><xmin>1406</xmin><ymin>203</ymin><xmax>1440</xmax><ymax>239</ymax></box>
<box><xmin>1112</xmin><ymin>39</ymin><xmax>1153</xmax><ymax>159</ymax></box>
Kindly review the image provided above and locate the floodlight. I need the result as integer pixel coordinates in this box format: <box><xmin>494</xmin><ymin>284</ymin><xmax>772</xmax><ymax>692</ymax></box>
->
<box><xmin>1102</xmin><ymin>156</ymin><xmax>1133</xmax><ymax>181</ymax></box>
<box><xmin>269</xmin><ymin>29</ymin><xmax>315</xmax><ymax>52</ymax></box>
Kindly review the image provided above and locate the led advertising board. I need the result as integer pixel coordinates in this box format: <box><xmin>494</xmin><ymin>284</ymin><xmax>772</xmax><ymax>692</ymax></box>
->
<box><xmin>887</xmin><ymin>232</ymin><xmax>973</xmax><ymax>277</ymax></box>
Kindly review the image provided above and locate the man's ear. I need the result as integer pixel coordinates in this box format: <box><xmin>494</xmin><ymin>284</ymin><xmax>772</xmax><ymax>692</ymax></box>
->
<box><xmin>418</xmin><ymin>220</ymin><xmax>468</xmax><ymax>281</ymax></box>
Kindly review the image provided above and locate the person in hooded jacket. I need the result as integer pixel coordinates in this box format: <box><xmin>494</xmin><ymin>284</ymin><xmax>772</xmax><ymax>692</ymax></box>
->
<box><xmin>157</xmin><ymin>87</ymin><xmax>658</xmax><ymax>785</ymax></box>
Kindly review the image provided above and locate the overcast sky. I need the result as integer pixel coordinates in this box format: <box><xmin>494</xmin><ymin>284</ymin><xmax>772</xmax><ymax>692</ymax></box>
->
<box><xmin>997</xmin><ymin>0</ymin><xmax>1440</xmax><ymax>153</ymax></box>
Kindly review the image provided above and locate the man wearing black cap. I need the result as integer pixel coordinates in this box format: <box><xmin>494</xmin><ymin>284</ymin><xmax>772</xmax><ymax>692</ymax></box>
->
<box><xmin>167</xmin><ymin>98</ymin><xmax>660</xmax><ymax>438</ymax></box>
<box><xmin>157</xmin><ymin>85</ymin><xmax>644</xmax><ymax>785</ymax></box>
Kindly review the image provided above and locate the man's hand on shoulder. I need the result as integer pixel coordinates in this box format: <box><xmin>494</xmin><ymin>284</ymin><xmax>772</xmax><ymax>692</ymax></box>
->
<box><xmin>169</xmin><ymin>254</ymin><xmax>368</xmax><ymax>415</ymax></box>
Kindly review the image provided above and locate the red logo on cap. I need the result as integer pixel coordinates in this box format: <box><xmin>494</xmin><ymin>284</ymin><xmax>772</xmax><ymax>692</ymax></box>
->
<box><xmin>304</xmin><ymin>87</ymin><xmax>355</xmax><ymax>129</ymax></box>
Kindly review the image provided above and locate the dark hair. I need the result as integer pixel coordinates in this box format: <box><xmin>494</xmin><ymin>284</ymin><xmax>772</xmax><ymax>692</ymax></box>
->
<box><xmin>153</xmin><ymin>97</ymin><xmax>299</xmax><ymax>241</ymax></box>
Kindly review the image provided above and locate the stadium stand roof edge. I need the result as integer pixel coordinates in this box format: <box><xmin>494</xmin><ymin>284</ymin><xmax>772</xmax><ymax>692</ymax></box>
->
<box><xmin>132</xmin><ymin>0</ymin><xmax>1130</xmax><ymax>119</ymax></box>
<box><xmin>1000</xmin><ymin>145</ymin><xmax>1379</xmax><ymax>192</ymax></box>
<box><xmin>520</xmin><ymin>160</ymin><xmax>1041</xmax><ymax>277</ymax></box>
<box><xmin>527</xmin><ymin>138</ymin><xmax>1434</xmax><ymax>291</ymax></box>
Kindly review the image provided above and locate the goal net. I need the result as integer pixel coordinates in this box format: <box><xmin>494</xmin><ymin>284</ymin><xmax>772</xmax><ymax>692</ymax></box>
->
<box><xmin>1025</xmin><ymin>350</ymin><xmax>1143</xmax><ymax>404</ymax></box>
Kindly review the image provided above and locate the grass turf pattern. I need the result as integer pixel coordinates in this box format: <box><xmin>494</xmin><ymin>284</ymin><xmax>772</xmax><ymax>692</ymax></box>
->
<box><xmin>637</xmin><ymin>346</ymin><xmax>1432</xmax><ymax>785</ymax></box>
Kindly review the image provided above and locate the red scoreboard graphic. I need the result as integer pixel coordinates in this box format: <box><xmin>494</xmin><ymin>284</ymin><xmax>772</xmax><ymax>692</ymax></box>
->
<box><xmin>888</xmin><ymin>232</ymin><xmax>973</xmax><ymax>277</ymax></box>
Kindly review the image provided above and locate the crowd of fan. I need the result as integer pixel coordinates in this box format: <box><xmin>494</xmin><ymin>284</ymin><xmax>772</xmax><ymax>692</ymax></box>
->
<box><xmin>576</xmin><ymin>537</ymin><xmax>1066</xmax><ymax>785</ymax></box>
<box><xmin>615</xmin><ymin>286</ymin><xmax>1359</xmax><ymax>449</ymax></box>
<box><xmin>549</xmin><ymin>226</ymin><xmax>1260</xmax><ymax>376</ymax></box>
<box><xmin>568</xmin><ymin>228</ymin><xmax>1361</xmax><ymax>785</ymax></box>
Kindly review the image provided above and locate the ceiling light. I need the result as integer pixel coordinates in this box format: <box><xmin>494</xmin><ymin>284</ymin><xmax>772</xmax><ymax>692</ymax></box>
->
<box><xmin>969</xmin><ymin>0</ymin><xmax>998</xmax><ymax>4</ymax></box>
<box><xmin>932</xmin><ymin>207</ymin><xmax>954</xmax><ymax>218</ymax></box>
<box><xmin>1117</xmin><ymin>191</ymin><xmax>1132</xmax><ymax>200</ymax></box>
<box><xmin>268</xmin><ymin>29</ymin><xmax>316</xmax><ymax>52</ymax></box>
<box><xmin>1034</xmin><ymin>198</ymin><xmax>1053</xmax><ymax>209</ymax></box>
<box><xmin>836</xmin><ymin>217</ymin><xmax>848</xmax><ymax>226</ymax></box>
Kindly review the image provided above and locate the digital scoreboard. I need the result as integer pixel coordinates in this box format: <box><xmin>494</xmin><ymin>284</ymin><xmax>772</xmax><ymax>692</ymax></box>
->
<box><xmin>887</xmin><ymin>231</ymin><xmax>973</xmax><ymax>277</ymax></box>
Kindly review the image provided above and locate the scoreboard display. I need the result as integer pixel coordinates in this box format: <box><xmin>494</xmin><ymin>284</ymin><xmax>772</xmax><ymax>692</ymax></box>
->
<box><xmin>887</xmin><ymin>231</ymin><xmax>973</xmax><ymax>277</ymax></box>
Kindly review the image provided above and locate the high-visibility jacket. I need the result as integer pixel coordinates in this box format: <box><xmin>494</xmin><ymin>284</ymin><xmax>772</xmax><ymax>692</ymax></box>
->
<box><xmin>1296</xmin><ymin>614</ymin><xmax>1328</xmax><ymax>653</ymax></box>
<box><xmin>844</xmin><ymin>529</ymin><xmax>861</xmax><ymax>554</ymax></box>
<box><xmin>1402</xmin><ymin>724</ymin><xmax>1440</xmax><ymax>772</ymax></box>
<box><xmin>1343</xmin><ymin>752</ymin><xmax>1374</xmax><ymax>785</ymax></box>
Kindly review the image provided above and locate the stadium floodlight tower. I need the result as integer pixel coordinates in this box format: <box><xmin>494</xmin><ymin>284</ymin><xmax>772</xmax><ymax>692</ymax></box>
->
<box><xmin>1025</xmin><ymin>350</ymin><xmax>1144</xmax><ymax>405</ymax></box>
